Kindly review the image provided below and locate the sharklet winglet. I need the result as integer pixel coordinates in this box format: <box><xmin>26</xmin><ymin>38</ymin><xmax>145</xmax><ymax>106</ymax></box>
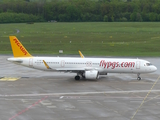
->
<box><xmin>79</xmin><ymin>50</ymin><xmax>85</xmax><ymax>58</ymax></box>
<box><xmin>43</xmin><ymin>60</ymin><xmax>51</xmax><ymax>69</ymax></box>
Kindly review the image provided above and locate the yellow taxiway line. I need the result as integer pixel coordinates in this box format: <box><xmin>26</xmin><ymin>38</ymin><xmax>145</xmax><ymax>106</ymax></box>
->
<box><xmin>0</xmin><ymin>77</ymin><xmax>20</xmax><ymax>81</ymax></box>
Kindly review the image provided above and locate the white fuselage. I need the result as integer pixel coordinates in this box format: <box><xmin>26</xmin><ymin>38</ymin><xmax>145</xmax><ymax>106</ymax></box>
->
<box><xmin>8</xmin><ymin>57</ymin><xmax>157</xmax><ymax>74</ymax></box>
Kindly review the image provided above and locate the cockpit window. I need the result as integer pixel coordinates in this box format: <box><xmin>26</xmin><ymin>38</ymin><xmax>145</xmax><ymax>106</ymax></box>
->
<box><xmin>146</xmin><ymin>63</ymin><xmax>152</xmax><ymax>66</ymax></box>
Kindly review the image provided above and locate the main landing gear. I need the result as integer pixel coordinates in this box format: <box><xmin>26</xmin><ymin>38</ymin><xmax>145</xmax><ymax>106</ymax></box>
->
<box><xmin>75</xmin><ymin>72</ymin><xmax>85</xmax><ymax>80</ymax></box>
<box><xmin>75</xmin><ymin>75</ymin><xmax>80</xmax><ymax>80</ymax></box>
<box><xmin>137</xmin><ymin>73</ymin><xmax>141</xmax><ymax>80</ymax></box>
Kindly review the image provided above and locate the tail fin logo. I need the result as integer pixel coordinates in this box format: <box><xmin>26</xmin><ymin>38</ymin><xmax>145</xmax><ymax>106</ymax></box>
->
<box><xmin>9</xmin><ymin>36</ymin><xmax>32</xmax><ymax>57</ymax></box>
<box><xmin>13</xmin><ymin>38</ymin><xmax>27</xmax><ymax>55</ymax></box>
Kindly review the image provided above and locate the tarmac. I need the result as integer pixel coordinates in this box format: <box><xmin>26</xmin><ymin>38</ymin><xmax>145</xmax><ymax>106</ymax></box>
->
<box><xmin>0</xmin><ymin>55</ymin><xmax>160</xmax><ymax>120</ymax></box>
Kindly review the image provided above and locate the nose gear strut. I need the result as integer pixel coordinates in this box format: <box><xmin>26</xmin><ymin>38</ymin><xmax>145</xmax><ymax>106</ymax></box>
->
<box><xmin>137</xmin><ymin>73</ymin><xmax>141</xmax><ymax>80</ymax></box>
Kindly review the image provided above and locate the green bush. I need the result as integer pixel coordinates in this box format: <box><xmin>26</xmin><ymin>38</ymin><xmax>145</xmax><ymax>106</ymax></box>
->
<box><xmin>120</xmin><ymin>17</ymin><xmax>128</xmax><ymax>22</ymax></box>
<box><xmin>0</xmin><ymin>12</ymin><xmax>44</xmax><ymax>23</ymax></box>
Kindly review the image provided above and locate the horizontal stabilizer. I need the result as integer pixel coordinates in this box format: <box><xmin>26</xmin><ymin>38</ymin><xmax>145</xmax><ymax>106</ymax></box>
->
<box><xmin>7</xmin><ymin>58</ymin><xmax>23</xmax><ymax>63</ymax></box>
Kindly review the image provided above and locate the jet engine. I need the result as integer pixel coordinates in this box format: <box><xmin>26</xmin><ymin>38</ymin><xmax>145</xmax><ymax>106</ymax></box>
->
<box><xmin>85</xmin><ymin>70</ymin><xmax>99</xmax><ymax>79</ymax></box>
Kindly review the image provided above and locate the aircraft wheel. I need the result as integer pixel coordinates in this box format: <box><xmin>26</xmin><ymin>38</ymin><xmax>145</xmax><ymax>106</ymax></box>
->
<box><xmin>137</xmin><ymin>77</ymin><xmax>141</xmax><ymax>80</ymax></box>
<box><xmin>137</xmin><ymin>73</ymin><xmax>141</xmax><ymax>81</ymax></box>
<box><xmin>75</xmin><ymin>75</ymin><xmax>80</xmax><ymax>80</ymax></box>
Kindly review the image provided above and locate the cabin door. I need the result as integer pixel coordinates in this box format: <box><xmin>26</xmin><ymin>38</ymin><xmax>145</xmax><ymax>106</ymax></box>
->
<box><xmin>29</xmin><ymin>58</ymin><xmax>33</xmax><ymax>67</ymax></box>
<box><xmin>61</xmin><ymin>60</ymin><xmax>65</xmax><ymax>67</ymax></box>
<box><xmin>136</xmin><ymin>61</ymin><xmax>140</xmax><ymax>69</ymax></box>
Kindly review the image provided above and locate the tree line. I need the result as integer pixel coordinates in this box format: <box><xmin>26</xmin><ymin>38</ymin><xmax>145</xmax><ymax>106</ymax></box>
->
<box><xmin>0</xmin><ymin>0</ymin><xmax>160</xmax><ymax>23</ymax></box>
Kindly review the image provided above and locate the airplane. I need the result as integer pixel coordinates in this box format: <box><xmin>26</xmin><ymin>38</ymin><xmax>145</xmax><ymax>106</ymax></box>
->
<box><xmin>7</xmin><ymin>36</ymin><xmax>157</xmax><ymax>80</ymax></box>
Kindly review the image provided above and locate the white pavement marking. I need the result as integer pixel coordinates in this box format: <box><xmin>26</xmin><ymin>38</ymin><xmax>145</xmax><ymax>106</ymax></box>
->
<box><xmin>77</xmin><ymin>100</ymin><xmax>93</xmax><ymax>103</ymax></box>
<box><xmin>131</xmin><ymin>75</ymin><xmax>160</xmax><ymax>120</ymax></box>
<box><xmin>130</xmin><ymin>101</ymin><xmax>142</xmax><ymax>103</ymax></box>
<box><xmin>60</xmin><ymin>96</ymin><xmax>64</xmax><ymax>99</ymax></box>
<box><xmin>1</xmin><ymin>90</ymin><xmax>160</xmax><ymax>97</ymax></box>
<box><xmin>9</xmin><ymin>96</ymin><xmax>48</xmax><ymax>120</ymax></box>
<box><xmin>129</xmin><ymin>82</ymin><xmax>157</xmax><ymax>84</ymax></box>
<box><xmin>104</xmin><ymin>100</ymin><xmax>117</xmax><ymax>102</ymax></box>
<box><xmin>3</xmin><ymin>99</ymin><xmax>39</xmax><ymax>101</ymax></box>
<box><xmin>47</xmin><ymin>106</ymin><xmax>57</xmax><ymax>108</ymax></box>
<box><xmin>144</xmin><ymin>94</ymin><xmax>160</xmax><ymax>103</ymax></box>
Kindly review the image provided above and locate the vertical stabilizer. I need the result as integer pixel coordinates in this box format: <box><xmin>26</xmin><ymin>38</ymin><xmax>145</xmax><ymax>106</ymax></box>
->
<box><xmin>9</xmin><ymin>36</ymin><xmax>32</xmax><ymax>57</ymax></box>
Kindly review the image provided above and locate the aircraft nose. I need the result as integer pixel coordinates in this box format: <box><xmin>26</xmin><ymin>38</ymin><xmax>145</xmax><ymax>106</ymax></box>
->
<box><xmin>152</xmin><ymin>66</ymin><xmax>157</xmax><ymax>72</ymax></box>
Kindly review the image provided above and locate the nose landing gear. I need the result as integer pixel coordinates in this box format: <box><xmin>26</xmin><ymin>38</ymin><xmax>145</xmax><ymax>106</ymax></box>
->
<box><xmin>137</xmin><ymin>73</ymin><xmax>141</xmax><ymax>80</ymax></box>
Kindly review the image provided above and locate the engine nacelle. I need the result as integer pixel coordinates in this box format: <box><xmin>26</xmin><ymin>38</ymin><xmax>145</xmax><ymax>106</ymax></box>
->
<box><xmin>85</xmin><ymin>70</ymin><xmax>99</xmax><ymax>79</ymax></box>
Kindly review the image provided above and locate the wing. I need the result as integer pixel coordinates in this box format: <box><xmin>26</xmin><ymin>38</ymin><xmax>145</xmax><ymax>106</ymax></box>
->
<box><xmin>43</xmin><ymin>60</ymin><xmax>96</xmax><ymax>73</ymax></box>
